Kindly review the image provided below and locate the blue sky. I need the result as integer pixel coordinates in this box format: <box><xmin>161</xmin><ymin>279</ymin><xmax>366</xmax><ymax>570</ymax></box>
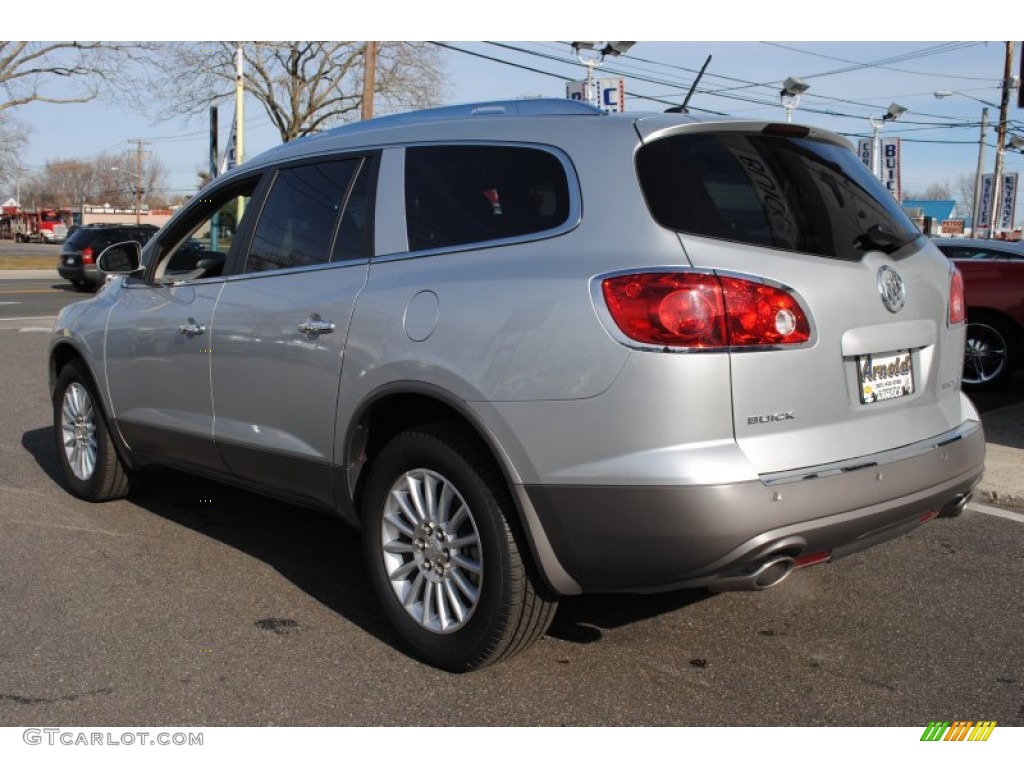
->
<box><xmin>7</xmin><ymin>11</ymin><xmax>1023</xmax><ymax>217</ymax></box>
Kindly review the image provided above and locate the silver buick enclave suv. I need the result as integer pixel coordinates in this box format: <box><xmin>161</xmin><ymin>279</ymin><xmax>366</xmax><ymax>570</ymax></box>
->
<box><xmin>49</xmin><ymin>99</ymin><xmax>985</xmax><ymax>671</ymax></box>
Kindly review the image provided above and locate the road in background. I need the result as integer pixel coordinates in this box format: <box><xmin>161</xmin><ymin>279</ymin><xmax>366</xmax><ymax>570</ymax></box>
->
<box><xmin>0</xmin><ymin>278</ymin><xmax>86</xmax><ymax>323</ymax></box>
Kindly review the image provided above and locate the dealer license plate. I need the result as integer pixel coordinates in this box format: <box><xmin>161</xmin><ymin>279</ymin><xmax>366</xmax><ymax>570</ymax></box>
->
<box><xmin>857</xmin><ymin>350</ymin><xmax>914</xmax><ymax>405</ymax></box>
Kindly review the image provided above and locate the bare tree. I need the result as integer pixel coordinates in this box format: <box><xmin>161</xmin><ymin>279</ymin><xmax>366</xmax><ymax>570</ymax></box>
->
<box><xmin>910</xmin><ymin>182</ymin><xmax>954</xmax><ymax>200</ymax></box>
<box><xmin>33</xmin><ymin>158</ymin><xmax>95</xmax><ymax>207</ymax></box>
<box><xmin>0</xmin><ymin>112</ymin><xmax>27</xmax><ymax>192</ymax></box>
<box><xmin>95</xmin><ymin>150</ymin><xmax>168</xmax><ymax>208</ymax></box>
<box><xmin>955</xmin><ymin>173</ymin><xmax>978</xmax><ymax>220</ymax></box>
<box><xmin>22</xmin><ymin>150</ymin><xmax>169</xmax><ymax>209</ymax></box>
<box><xmin>0</xmin><ymin>41</ymin><xmax>154</xmax><ymax>196</ymax></box>
<box><xmin>153</xmin><ymin>42</ymin><xmax>446</xmax><ymax>143</ymax></box>
<box><xmin>0</xmin><ymin>41</ymin><xmax>150</xmax><ymax>112</ymax></box>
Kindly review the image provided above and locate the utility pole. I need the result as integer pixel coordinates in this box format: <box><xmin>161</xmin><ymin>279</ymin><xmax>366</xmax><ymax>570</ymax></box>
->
<box><xmin>989</xmin><ymin>41</ymin><xmax>1015</xmax><ymax>238</ymax></box>
<box><xmin>132</xmin><ymin>139</ymin><xmax>150</xmax><ymax>225</ymax></box>
<box><xmin>362</xmin><ymin>41</ymin><xmax>377</xmax><ymax>120</ymax></box>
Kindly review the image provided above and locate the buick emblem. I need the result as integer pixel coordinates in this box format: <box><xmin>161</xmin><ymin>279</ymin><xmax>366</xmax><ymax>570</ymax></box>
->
<box><xmin>877</xmin><ymin>266</ymin><xmax>905</xmax><ymax>313</ymax></box>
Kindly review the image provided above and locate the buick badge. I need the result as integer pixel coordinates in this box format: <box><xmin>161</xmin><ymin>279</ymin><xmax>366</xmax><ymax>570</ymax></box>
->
<box><xmin>877</xmin><ymin>266</ymin><xmax>905</xmax><ymax>314</ymax></box>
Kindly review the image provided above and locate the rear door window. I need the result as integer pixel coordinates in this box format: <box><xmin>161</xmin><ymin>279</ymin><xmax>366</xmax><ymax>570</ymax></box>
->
<box><xmin>636</xmin><ymin>131</ymin><xmax>920</xmax><ymax>260</ymax></box>
<box><xmin>404</xmin><ymin>145</ymin><xmax>570</xmax><ymax>252</ymax></box>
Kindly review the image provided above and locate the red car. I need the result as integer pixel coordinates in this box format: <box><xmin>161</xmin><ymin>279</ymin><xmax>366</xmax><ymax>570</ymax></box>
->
<box><xmin>934</xmin><ymin>237</ymin><xmax>1024</xmax><ymax>389</ymax></box>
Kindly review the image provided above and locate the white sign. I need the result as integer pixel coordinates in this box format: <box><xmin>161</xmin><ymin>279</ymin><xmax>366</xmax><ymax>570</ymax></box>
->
<box><xmin>998</xmin><ymin>172</ymin><xmax>1018</xmax><ymax>230</ymax></box>
<box><xmin>880</xmin><ymin>137</ymin><xmax>901</xmax><ymax>200</ymax></box>
<box><xmin>566</xmin><ymin>78</ymin><xmax>625</xmax><ymax>113</ymax></box>
<box><xmin>857</xmin><ymin>139</ymin><xmax>873</xmax><ymax>170</ymax></box>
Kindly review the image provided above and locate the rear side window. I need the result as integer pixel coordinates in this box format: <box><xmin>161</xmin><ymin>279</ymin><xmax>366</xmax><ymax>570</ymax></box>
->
<box><xmin>245</xmin><ymin>159</ymin><xmax>361</xmax><ymax>273</ymax></box>
<box><xmin>405</xmin><ymin>145</ymin><xmax>570</xmax><ymax>252</ymax></box>
<box><xmin>636</xmin><ymin>132</ymin><xmax>919</xmax><ymax>260</ymax></box>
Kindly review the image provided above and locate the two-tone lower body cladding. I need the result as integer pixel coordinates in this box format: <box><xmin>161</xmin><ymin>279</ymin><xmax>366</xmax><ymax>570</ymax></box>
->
<box><xmin>518</xmin><ymin>418</ymin><xmax>984</xmax><ymax>594</ymax></box>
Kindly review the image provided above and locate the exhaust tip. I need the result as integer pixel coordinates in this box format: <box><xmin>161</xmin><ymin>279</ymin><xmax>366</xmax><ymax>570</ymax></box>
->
<box><xmin>938</xmin><ymin>492</ymin><xmax>972</xmax><ymax>518</ymax></box>
<box><xmin>709</xmin><ymin>556</ymin><xmax>796</xmax><ymax>593</ymax></box>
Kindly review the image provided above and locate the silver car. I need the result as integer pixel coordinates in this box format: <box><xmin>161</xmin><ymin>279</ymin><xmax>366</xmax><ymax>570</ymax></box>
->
<box><xmin>49</xmin><ymin>99</ymin><xmax>985</xmax><ymax>671</ymax></box>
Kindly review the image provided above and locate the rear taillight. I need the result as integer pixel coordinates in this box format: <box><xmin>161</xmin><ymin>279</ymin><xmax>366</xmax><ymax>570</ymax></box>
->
<box><xmin>949</xmin><ymin>268</ymin><xmax>965</xmax><ymax>325</ymax></box>
<box><xmin>81</xmin><ymin>246</ymin><xmax>94</xmax><ymax>265</ymax></box>
<box><xmin>601</xmin><ymin>272</ymin><xmax>810</xmax><ymax>349</ymax></box>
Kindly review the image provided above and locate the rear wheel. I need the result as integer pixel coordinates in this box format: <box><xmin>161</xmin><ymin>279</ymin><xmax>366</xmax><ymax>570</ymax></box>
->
<box><xmin>362</xmin><ymin>424</ymin><xmax>556</xmax><ymax>671</ymax></box>
<box><xmin>962</xmin><ymin>315</ymin><xmax>1017</xmax><ymax>390</ymax></box>
<box><xmin>53</xmin><ymin>360</ymin><xmax>133</xmax><ymax>501</ymax></box>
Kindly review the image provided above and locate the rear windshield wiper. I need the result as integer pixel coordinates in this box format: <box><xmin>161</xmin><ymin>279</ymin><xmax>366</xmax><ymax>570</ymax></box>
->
<box><xmin>853</xmin><ymin>224</ymin><xmax>919</xmax><ymax>254</ymax></box>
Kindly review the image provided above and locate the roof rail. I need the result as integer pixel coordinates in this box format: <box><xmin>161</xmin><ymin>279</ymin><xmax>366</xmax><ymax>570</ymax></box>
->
<box><xmin>280</xmin><ymin>99</ymin><xmax>604</xmax><ymax>151</ymax></box>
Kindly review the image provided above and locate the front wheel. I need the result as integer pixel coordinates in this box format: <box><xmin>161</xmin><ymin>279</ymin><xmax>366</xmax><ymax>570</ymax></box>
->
<box><xmin>53</xmin><ymin>360</ymin><xmax>133</xmax><ymax>501</ymax></box>
<box><xmin>362</xmin><ymin>425</ymin><xmax>556</xmax><ymax>671</ymax></box>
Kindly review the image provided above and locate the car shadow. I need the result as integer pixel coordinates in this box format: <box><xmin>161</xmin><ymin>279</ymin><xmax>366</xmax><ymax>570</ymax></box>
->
<box><xmin>22</xmin><ymin>426</ymin><xmax>716</xmax><ymax>654</ymax></box>
<box><xmin>22</xmin><ymin>426</ymin><xmax>67</xmax><ymax>487</ymax></box>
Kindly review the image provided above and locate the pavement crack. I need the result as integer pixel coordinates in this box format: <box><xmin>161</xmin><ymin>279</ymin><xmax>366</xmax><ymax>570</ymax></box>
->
<box><xmin>0</xmin><ymin>687</ymin><xmax>113</xmax><ymax>705</ymax></box>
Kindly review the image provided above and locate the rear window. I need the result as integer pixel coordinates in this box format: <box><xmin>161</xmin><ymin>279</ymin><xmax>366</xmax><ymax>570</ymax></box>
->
<box><xmin>636</xmin><ymin>131</ymin><xmax>919</xmax><ymax>260</ymax></box>
<box><xmin>65</xmin><ymin>228</ymin><xmax>97</xmax><ymax>249</ymax></box>
<box><xmin>405</xmin><ymin>145</ymin><xmax>570</xmax><ymax>252</ymax></box>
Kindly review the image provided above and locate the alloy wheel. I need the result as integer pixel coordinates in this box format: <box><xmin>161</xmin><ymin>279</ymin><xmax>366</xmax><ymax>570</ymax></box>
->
<box><xmin>380</xmin><ymin>468</ymin><xmax>483</xmax><ymax>634</ymax></box>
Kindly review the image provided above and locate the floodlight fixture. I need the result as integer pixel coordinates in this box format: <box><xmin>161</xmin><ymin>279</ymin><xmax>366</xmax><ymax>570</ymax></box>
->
<box><xmin>781</xmin><ymin>76</ymin><xmax>810</xmax><ymax>97</ymax></box>
<box><xmin>601</xmin><ymin>41</ymin><xmax>635</xmax><ymax>57</ymax></box>
<box><xmin>779</xmin><ymin>76</ymin><xmax>809</xmax><ymax>123</ymax></box>
<box><xmin>883</xmin><ymin>103</ymin><xmax>908</xmax><ymax>122</ymax></box>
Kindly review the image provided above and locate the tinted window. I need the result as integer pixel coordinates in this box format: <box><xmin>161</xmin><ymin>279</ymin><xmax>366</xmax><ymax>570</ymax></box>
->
<box><xmin>246</xmin><ymin>160</ymin><xmax>360</xmax><ymax>273</ymax></box>
<box><xmin>636</xmin><ymin>132</ymin><xmax>920</xmax><ymax>260</ymax></box>
<box><xmin>405</xmin><ymin>145</ymin><xmax>570</xmax><ymax>252</ymax></box>
<box><xmin>152</xmin><ymin>178</ymin><xmax>259</xmax><ymax>280</ymax></box>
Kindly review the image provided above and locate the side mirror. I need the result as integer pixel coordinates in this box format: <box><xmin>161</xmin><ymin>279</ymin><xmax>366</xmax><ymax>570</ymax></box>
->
<box><xmin>97</xmin><ymin>241</ymin><xmax>143</xmax><ymax>274</ymax></box>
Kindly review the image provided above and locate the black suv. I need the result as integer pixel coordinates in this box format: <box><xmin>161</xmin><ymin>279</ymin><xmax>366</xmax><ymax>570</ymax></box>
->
<box><xmin>58</xmin><ymin>224</ymin><xmax>160</xmax><ymax>291</ymax></box>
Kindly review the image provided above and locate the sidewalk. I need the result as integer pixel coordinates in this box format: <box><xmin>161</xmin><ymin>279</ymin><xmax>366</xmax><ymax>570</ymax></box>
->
<box><xmin>976</xmin><ymin>402</ymin><xmax>1024</xmax><ymax>510</ymax></box>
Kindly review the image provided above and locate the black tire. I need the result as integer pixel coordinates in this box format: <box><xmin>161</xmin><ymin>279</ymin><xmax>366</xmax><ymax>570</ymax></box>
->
<box><xmin>962</xmin><ymin>314</ymin><xmax>1018</xmax><ymax>390</ymax></box>
<box><xmin>53</xmin><ymin>360</ymin><xmax>133</xmax><ymax>501</ymax></box>
<box><xmin>70</xmin><ymin>280</ymin><xmax>93</xmax><ymax>293</ymax></box>
<box><xmin>362</xmin><ymin>424</ymin><xmax>557</xmax><ymax>672</ymax></box>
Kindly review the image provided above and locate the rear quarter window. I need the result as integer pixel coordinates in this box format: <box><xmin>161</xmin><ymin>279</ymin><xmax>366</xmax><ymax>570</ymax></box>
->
<box><xmin>404</xmin><ymin>145</ymin><xmax>570</xmax><ymax>252</ymax></box>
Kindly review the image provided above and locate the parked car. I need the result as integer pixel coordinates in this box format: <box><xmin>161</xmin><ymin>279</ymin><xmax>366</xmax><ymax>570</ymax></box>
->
<box><xmin>49</xmin><ymin>100</ymin><xmax>985</xmax><ymax>671</ymax></box>
<box><xmin>932</xmin><ymin>237</ymin><xmax>1024</xmax><ymax>389</ymax></box>
<box><xmin>57</xmin><ymin>224</ymin><xmax>160</xmax><ymax>292</ymax></box>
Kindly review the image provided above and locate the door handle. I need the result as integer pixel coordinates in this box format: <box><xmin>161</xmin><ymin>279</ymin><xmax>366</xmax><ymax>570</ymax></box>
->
<box><xmin>298</xmin><ymin>314</ymin><xmax>335</xmax><ymax>336</ymax></box>
<box><xmin>178</xmin><ymin>319</ymin><xmax>206</xmax><ymax>337</ymax></box>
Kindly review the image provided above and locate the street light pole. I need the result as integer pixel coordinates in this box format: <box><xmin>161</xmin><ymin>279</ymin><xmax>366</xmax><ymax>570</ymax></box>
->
<box><xmin>868</xmin><ymin>103</ymin><xmax>907</xmax><ymax>190</ymax></box>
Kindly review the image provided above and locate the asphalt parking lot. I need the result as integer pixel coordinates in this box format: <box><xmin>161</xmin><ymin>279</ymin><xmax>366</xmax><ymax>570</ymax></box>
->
<box><xmin>1</xmin><ymin>313</ymin><xmax>1022</xmax><ymax>728</ymax></box>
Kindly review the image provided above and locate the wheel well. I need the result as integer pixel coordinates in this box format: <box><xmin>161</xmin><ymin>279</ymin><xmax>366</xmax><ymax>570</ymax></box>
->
<box><xmin>50</xmin><ymin>342</ymin><xmax>85</xmax><ymax>393</ymax></box>
<box><xmin>347</xmin><ymin>393</ymin><xmax>509</xmax><ymax>522</ymax></box>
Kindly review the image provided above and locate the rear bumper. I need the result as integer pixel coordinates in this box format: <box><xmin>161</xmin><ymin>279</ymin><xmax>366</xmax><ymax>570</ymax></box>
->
<box><xmin>57</xmin><ymin>262</ymin><xmax>97</xmax><ymax>284</ymax></box>
<box><xmin>524</xmin><ymin>420</ymin><xmax>985</xmax><ymax>594</ymax></box>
